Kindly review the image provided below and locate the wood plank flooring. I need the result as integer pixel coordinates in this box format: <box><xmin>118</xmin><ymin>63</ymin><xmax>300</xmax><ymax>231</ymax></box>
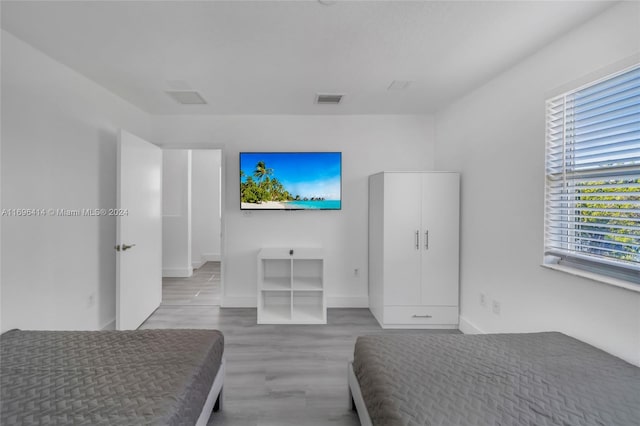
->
<box><xmin>140</xmin><ymin>306</ymin><xmax>459</xmax><ymax>426</ymax></box>
<box><xmin>162</xmin><ymin>262</ymin><xmax>221</xmax><ymax>306</ymax></box>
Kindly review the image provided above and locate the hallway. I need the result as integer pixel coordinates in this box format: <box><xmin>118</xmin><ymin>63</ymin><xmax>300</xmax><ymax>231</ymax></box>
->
<box><xmin>162</xmin><ymin>262</ymin><xmax>221</xmax><ymax>306</ymax></box>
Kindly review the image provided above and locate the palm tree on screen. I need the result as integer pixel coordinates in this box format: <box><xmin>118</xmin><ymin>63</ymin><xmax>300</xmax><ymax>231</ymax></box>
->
<box><xmin>253</xmin><ymin>161</ymin><xmax>273</xmax><ymax>183</ymax></box>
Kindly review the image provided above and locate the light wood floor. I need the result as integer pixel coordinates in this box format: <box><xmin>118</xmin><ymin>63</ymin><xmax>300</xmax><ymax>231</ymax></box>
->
<box><xmin>140</xmin><ymin>306</ymin><xmax>459</xmax><ymax>425</ymax></box>
<box><xmin>162</xmin><ymin>261</ymin><xmax>221</xmax><ymax>306</ymax></box>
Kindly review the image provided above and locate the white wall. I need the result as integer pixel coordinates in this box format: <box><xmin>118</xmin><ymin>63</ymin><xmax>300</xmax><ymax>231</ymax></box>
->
<box><xmin>435</xmin><ymin>2</ymin><xmax>640</xmax><ymax>365</ymax></box>
<box><xmin>1</xmin><ymin>31</ymin><xmax>151</xmax><ymax>331</ymax></box>
<box><xmin>162</xmin><ymin>150</ymin><xmax>193</xmax><ymax>277</ymax></box>
<box><xmin>191</xmin><ymin>149</ymin><xmax>222</xmax><ymax>268</ymax></box>
<box><xmin>151</xmin><ymin>115</ymin><xmax>435</xmax><ymax>306</ymax></box>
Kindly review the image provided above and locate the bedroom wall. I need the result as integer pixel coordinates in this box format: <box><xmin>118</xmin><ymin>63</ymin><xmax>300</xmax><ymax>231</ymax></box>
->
<box><xmin>1</xmin><ymin>31</ymin><xmax>152</xmax><ymax>331</ymax></box>
<box><xmin>151</xmin><ymin>115</ymin><xmax>435</xmax><ymax>307</ymax></box>
<box><xmin>191</xmin><ymin>149</ymin><xmax>222</xmax><ymax>268</ymax></box>
<box><xmin>162</xmin><ymin>149</ymin><xmax>193</xmax><ymax>277</ymax></box>
<box><xmin>434</xmin><ymin>2</ymin><xmax>640</xmax><ymax>365</ymax></box>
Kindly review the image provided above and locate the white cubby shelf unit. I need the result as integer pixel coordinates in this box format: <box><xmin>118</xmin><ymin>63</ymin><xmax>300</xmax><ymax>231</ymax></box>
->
<box><xmin>257</xmin><ymin>248</ymin><xmax>326</xmax><ymax>324</ymax></box>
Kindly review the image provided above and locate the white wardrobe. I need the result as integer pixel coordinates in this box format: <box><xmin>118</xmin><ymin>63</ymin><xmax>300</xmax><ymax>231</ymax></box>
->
<box><xmin>368</xmin><ymin>172</ymin><xmax>459</xmax><ymax>329</ymax></box>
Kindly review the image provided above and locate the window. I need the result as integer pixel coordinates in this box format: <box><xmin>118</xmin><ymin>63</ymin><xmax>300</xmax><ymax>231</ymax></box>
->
<box><xmin>544</xmin><ymin>65</ymin><xmax>640</xmax><ymax>286</ymax></box>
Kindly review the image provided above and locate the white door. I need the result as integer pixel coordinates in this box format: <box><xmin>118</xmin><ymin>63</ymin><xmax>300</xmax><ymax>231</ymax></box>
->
<box><xmin>383</xmin><ymin>173</ymin><xmax>422</xmax><ymax>305</ymax></box>
<box><xmin>116</xmin><ymin>130</ymin><xmax>162</xmax><ymax>330</ymax></box>
<box><xmin>421</xmin><ymin>173</ymin><xmax>459</xmax><ymax>306</ymax></box>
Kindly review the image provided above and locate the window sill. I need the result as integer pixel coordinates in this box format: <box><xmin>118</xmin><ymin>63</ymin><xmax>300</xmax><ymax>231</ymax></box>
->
<box><xmin>541</xmin><ymin>263</ymin><xmax>640</xmax><ymax>293</ymax></box>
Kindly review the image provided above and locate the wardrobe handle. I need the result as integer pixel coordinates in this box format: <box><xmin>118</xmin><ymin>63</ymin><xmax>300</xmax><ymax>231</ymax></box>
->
<box><xmin>415</xmin><ymin>230</ymin><xmax>420</xmax><ymax>250</ymax></box>
<box><xmin>425</xmin><ymin>231</ymin><xmax>429</xmax><ymax>250</ymax></box>
<box><xmin>413</xmin><ymin>314</ymin><xmax>433</xmax><ymax>318</ymax></box>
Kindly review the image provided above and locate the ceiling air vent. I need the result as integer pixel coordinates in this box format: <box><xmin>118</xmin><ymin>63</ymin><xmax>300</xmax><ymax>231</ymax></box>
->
<box><xmin>388</xmin><ymin>80</ymin><xmax>412</xmax><ymax>90</ymax></box>
<box><xmin>166</xmin><ymin>90</ymin><xmax>207</xmax><ymax>105</ymax></box>
<box><xmin>315</xmin><ymin>93</ymin><xmax>344</xmax><ymax>105</ymax></box>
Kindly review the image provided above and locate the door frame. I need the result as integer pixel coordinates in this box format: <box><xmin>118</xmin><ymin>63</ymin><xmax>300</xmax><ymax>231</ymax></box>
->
<box><xmin>160</xmin><ymin>144</ymin><xmax>226</xmax><ymax>305</ymax></box>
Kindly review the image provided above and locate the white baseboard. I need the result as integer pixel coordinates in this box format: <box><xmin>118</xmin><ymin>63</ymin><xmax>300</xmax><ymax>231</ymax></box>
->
<box><xmin>459</xmin><ymin>316</ymin><xmax>485</xmax><ymax>334</ymax></box>
<box><xmin>221</xmin><ymin>296</ymin><xmax>256</xmax><ymax>308</ymax></box>
<box><xmin>202</xmin><ymin>253</ymin><xmax>221</xmax><ymax>262</ymax></box>
<box><xmin>163</xmin><ymin>267</ymin><xmax>194</xmax><ymax>278</ymax></box>
<box><xmin>327</xmin><ymin>296</ymin><xmax>369</xmax><ymax>308</ymax></box>
<box><xmin>192</xmin><ymin>254</ymin><xmax>221</xmax><ymax>269</ymax></box>
<box><xmin>101</xmin><ymin>319</ymin><xmax>116</xmax><ymax>330</ymax></box>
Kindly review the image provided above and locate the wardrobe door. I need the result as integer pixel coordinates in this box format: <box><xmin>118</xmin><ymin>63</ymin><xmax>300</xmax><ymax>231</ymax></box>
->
<box><xmin>420</xmin><ymin>173</ymin><xmax>459</xmax><ymax>306</ymax></box>
<box><xmin>383</xmin><ymin>173</ymin><xmax>422</xmax><ymax>306</ymax></box>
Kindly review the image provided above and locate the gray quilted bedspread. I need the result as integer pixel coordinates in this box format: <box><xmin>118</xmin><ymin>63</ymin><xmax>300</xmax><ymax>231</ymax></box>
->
<box><xmin>353</xmin><ymin>332</ymin><xmax>640</xmax><ymax>426</ymax></box>
<box><xmin>1</xmin><ymin>329</ymin><xmax>224</xmax><ymax>425</ymax></box>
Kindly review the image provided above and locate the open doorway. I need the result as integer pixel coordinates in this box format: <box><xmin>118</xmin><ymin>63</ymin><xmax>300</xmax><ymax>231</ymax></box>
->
<box><xmin>161</xmin><ymin>149</ymin><xmax>222</xmax><ymax>306</ymax></box>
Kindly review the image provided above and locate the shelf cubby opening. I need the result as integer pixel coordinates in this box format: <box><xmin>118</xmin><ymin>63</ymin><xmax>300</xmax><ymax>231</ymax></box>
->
<box><xmin>261</xmin><ymin>291</ymin><xmax>292</xmax><ymax>322</ymax></box>
<box><xmin>261</xmin><ymin>259</ymin><xmax>291</xmax><ymax>290</ymax></box>
<box><xmin>292</xmin><ymin>291</ymin><xmax>324</xmax><ymax>322</ymax></box>
<box><xmin>292</xmin><ymin>259</ymin><xmax>323</xmax><ymax>291</ymax></box>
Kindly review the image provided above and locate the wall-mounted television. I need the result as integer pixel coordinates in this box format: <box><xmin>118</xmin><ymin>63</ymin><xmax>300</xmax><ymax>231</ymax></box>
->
<box><xmin>240</xmin><ymin>152</ymin><xmax>342</xmax><ymax>210</ymax></box>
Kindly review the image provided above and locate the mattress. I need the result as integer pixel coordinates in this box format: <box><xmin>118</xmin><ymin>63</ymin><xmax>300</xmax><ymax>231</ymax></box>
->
<box><xmin>1</xmin><ymin>329</ymin><xmax>224</xmax><ymax>425</ymax></box>
<box><xmin>353</xmin><ymin>332</ymin><xmax>640</xmax><ymax>426</ymax></box>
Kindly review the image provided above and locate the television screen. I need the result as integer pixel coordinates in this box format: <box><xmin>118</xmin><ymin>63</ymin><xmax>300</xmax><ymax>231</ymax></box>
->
<box><xmin>240</xmin><ymin>152</ymin><xmax>342</xmax><ymax>210</ymax></box>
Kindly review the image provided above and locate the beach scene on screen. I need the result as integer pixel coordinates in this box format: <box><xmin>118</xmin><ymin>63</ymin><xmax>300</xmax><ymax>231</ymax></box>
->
<box><xmin>240</xmin><ymin>152</ymin><xmax>341</xmax><ymax>210</ymax></box>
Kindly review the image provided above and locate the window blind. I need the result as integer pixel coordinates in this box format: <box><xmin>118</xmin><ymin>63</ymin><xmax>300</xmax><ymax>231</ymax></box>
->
<box><xmin>545</xmin><ymin>65</ymin><xmax>640</xmax><ymax>282</ymax></box>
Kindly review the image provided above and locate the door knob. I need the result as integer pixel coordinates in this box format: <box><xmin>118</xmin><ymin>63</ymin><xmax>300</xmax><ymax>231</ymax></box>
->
<box><xmin>114</xmin><ymin>244</ymin><xmax>136</xmax><ymax>252</ymax></box>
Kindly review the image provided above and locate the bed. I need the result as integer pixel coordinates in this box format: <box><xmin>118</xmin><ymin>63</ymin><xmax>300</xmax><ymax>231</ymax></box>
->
<box><xmin>348</xmin><ymin>332</ymin><xmax>640</xmax><ymax>426</ymax></box>
<box><xmin>1</xmin><ymin>328</ymin><xmax>224</xmax><ymax>425</ymax></box>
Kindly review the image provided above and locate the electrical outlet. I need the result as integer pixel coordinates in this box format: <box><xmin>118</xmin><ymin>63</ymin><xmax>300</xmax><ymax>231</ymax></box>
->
<box><xmin>354</xmin><ymin>268</ymin><xmax>359</xmax><ymax>277</ymax></box>
<box><xmin>88</xmin><ymin>293</ymin><xmax>95</xmax><ymax>307</ymax></box>
<box><xmin>492</xmin><ymin>300</ymin><xmax>501</xmax><ymax>315</ymax></box>
<box><xmin>480</xmin><ymin>293</ymin><xmax>487</xmax><ymax>307</ymax></box>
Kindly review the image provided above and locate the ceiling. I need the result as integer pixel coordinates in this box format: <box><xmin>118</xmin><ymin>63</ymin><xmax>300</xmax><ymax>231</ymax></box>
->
<box><xmin>1</xmin><ymin>1</ymin><xmax>615</xmax><ymax>115</ymax></box>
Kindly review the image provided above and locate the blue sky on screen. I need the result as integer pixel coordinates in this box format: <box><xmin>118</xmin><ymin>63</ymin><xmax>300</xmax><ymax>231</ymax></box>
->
<box><xmin>240</xmin><ymin>152</ymin><xmax>342</xmax><ymax>199</ymax></box>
